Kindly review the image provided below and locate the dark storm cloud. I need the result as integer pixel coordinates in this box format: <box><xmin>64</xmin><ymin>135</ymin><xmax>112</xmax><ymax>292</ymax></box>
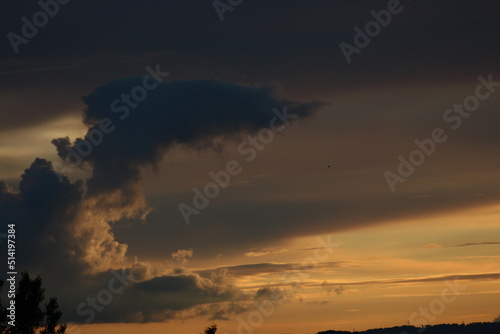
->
<box><xmin>0</xmin><ymin>159</ymin><xmax>84</xmax><ymax>274</ymax></box>
<box><xmin>52</xmin><ymin>78</ymin><xmax>322</xmax><ymax>200</ymax></box>
<box><xmin>0</xmin><ymin>76</ymin><xmax>323</xmax><ymax>323</ymax></box>
<box><xmin>94</xmin><ymin>273</ymin><xmax>246</xmax><ymax>323</ymax></box>
<box><xmin>58</xmin><ymin>268</ymin><xmax>250</xmax><ymax>324</ymax></box>
<box><xmin>0</xmin><ymin>159</ymin><xmax>251</xmax><ymax>324</ymax></box>
<box><xmin>0</xmin><ymin>160</ymin><xmax>130</xmax><ymax>321</ymax></box>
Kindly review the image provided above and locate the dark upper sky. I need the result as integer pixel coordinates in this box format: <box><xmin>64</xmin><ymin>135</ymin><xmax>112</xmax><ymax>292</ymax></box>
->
<box><xmin>1</xmin><ymin>0</ymin><xmax>499</xmax><ymax>131</ymax></box>
<box><xmin>1</xmin><ymin>0</ymin><xmax>499</xmax><ymax>129</ymax></box>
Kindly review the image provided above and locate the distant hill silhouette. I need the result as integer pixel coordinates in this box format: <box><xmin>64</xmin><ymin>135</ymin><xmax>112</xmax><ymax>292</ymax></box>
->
<box><xmin>317</xmin><ymin>322</ymin><xmax>500</xmax><ymax>334</ymax></box>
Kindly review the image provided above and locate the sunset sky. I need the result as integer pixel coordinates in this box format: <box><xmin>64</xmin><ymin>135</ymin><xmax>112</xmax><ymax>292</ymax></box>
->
<box><xmin>1</xmin><ymin>1</ymin><xmax>500</xmax><ymax>334</ymax></box>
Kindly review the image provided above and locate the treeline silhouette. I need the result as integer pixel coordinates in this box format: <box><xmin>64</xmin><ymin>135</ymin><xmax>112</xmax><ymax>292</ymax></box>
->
<box><xmin>0</xmin><ymin>272</ymin><xmax>66</xmax><ymax>334</ymax></box>
<box><xmin>318</xmin><ymin>322</ymin><xmax>500</xmax><ymax>334</ymax></box>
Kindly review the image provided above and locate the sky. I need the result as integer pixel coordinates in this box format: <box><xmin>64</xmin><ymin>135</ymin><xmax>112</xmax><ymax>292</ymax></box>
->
<box><xmin>1</xmin><ymin>0</ymin><xmax>500</xmax><ymax>333</ymax></box>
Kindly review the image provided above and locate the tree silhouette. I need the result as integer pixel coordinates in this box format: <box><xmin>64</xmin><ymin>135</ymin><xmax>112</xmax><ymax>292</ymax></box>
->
<box><xmin>202</xmin><ymin>324</ymin><xmax>217</xmax><ymax>334</ymax></box>
<box><xmin>0</xmin><ymin>281</ymin><xmax>7</xmax><ymax>333</ymax></box>
<box><xmin>0</xmin><ymin>271</ymin><xmax>66</xmax><ymax>334</ymax></box>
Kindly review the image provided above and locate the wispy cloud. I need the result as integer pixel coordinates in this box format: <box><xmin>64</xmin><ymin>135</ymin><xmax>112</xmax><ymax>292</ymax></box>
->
<box><xmin>454</xmin><ymin>241</ymin><xmax>500</xmax><ymax>247</ymax></box>
<box><xmin>198</xmin><ymin>261</ymin><xmax>345</xmax><ymax>278</ymax></box>
<box><xmin>244</xmin><ymin>247</ymin><xmax>288</xmax><ymax>257</ymax></box>
<box><xmin>425</xmin><ymin>243</ymin><xmax>445</xmax><ymax>248</ymax></box>
<box><xmin>246</xmin><ymin>272</ymin><xmax>500</xmax><ymax>290</ymax></box>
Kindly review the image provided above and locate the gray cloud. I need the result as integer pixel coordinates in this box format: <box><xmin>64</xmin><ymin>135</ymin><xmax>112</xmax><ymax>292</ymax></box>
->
<box><xmin>99</xmin><ymin>273</ymin><xmax>245</xmax><ymax>323</ymax></box>
<box><xmin>254</xmin><ymin>287</ymin><xmax>287</xmax><ymax>304</ymax></box>
<box><xmin>454</xmin><ymin>242</ymin><xmax>500</xmax><ymax>247</ymax></box>
<box><xmin>321</xmin><ymin>282</ymin><xmax>345</xmax><ymax>295</ymax></box>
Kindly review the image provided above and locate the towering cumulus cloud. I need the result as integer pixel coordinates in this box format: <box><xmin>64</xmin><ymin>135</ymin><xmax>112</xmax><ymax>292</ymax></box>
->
<box><xmin>53</xmin><ymin>78</ymin><xmax>321</xmax><ymax>219</ymax></box>
<box><xmin>0</xmin><ymin>78</ymin><xmax>322</xmax><ymax>322</ymax></box>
